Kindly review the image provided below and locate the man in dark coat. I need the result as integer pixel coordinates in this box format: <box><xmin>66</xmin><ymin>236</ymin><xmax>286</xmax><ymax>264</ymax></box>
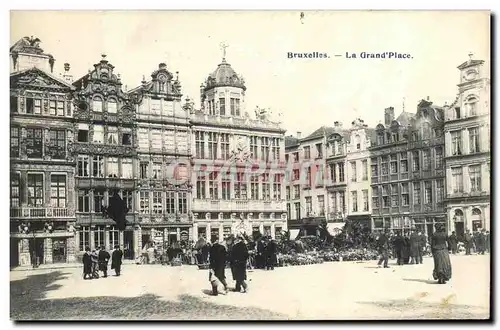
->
<box><xmin>98</xmin><ymin>245</ymin><xmax>111</xmax><ymax>278</ymax></box>
<box><xmin>209</xmin><ymin>240</ymin><xmax>228</xmax><ymax>293</ymax></box>
<box><xmin>417</xmin><ymin>231</ymin><xmax>426</xmax><ymax>264</ymax></box>
<box><xmin>82</xmin><ymin>247</ymin><xmax>92</xmax><ymax>280</ymax></box>
<box><xmin>464</xmin><ymin>230</ymin><xmax>473</xmax><ymax>255</ymax></box>
<box><xmin>376</xmin><ymin>230</ymin><xmax>390</xmax><ymax>268</ymax></box>
<box><xmin>230</xmin><ymin>235</ymin><xmax>249</xmax><ymax>292</ymax></box>
<box><xmin>265</xmin><ymin>237</ymin><xmax>277</xmax><ymax>270</ymax></box>
<box><xmin>201</xmin><ymin>242</ymin><xmax>210</xmax><ymax>264</ymax></box>
<box><xmin>111</xmin><ymin>244</ymin><xmax>123</xmax><ymax>276</ymax></box>
<box><xmin>393</xmin><ymin>231</ymin><xmax>405</xmax><ymax>265</ymax></box>
<box><xmin>402</xmin><ymin>232</ymin><xmax>411</xmax><ymax>264</ymax></box>
<box><xmin>256</xmin><ymin>239</ymin><xmax>266</xmax><ymax>269</ymax></box>
<box><xmin>409</xmin><ymin>230</ymin><xmax>420</xmax><ymax>264</ymax></box>
<box><xmin>447</xmin><ymin>231</ymin><xmax>458</xmax><ymax>254</ymax></box>
<box><xmin>476</xmin><ymin>229</ymin><xmax>486</xmax><ymax>255</ymax></box>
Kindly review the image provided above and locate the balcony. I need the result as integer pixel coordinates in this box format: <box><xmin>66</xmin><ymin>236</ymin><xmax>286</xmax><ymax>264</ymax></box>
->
<box><xmin>190</xmin><ymin>113</ymin><xmax>284</xmax><ymax>132</ymax></box>
<box><xmin>192</xmin><ymin>199</ymin><xmax>285</xmax><ymax>212</ymax></box>
<box><xmin>10</xmin><ymin>207</ymin><xmax>75</xmax><ymax>219</ymax></box>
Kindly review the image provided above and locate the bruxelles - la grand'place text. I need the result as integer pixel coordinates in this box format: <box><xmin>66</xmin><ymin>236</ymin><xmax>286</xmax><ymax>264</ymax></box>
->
<box><xmin>347</xmin><ymin>51</ymin><xmax>413</xmax><ymax>59</ymax></box>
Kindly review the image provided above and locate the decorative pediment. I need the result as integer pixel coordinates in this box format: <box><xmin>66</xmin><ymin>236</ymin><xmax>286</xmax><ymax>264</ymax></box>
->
<box><xmin>11</xmin><ymin>68</ymin><xmax>74</xmax><ymax>91</ymax></box>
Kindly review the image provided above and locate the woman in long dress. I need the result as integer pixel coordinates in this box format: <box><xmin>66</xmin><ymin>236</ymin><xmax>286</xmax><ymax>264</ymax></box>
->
<box><xmin>431</xmin><ymin>224</ymin><xmax>452</xmax><ymax>284</ymax></box>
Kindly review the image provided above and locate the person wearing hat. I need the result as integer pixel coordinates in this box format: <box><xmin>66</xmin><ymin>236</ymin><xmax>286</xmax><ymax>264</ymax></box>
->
<box><xmin>82</xmin><ymin>246</ymin><xmax>93</xmax><ymax>280</ymax></box>
<box><xmin>265</xmin><ymin>236</ymin><xmax>277</xmax><ymax>270</ymax></box>
<box><xmin>98</xmin><ymin>245</ymin><xmax>111</xmax><ymax>278</ymax></box>
<box><xmin>209</xmin><ymin>238</ymin><xmax>228</xmax><ymax>293</ymax></box>
<box><xmin>111</xmin><ymin>244</ymin><xmax>123</xmax><ymax>276</ymax></box>
<box><xmin>230</xmin><ymin>235</ymin><xmax>249</xmax><ymax>292</ymax></box>
<box><xmin>409</xmin><ymin>229</ymin><xmax>420</xmax><ymax>264</ymax></box>
<box><xmin>476</xmin><ymin>229</ymin><xmax>486</xmax><ymax>255</ymax></box>
<box><xmin>376</xmin><ymin>229</ymin><xmax>390</xmax><ymax>268</ymax></box>
<box><xmin>431</xmin><ymin>223</ymin><xmax>452</xmax><ymax>284</ymax></box>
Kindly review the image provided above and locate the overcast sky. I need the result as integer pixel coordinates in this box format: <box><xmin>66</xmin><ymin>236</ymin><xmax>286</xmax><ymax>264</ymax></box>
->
<box><xmin>10</xmin><ymin>11</ymin><xmax>490</xmax><ymax>137</ymax></box>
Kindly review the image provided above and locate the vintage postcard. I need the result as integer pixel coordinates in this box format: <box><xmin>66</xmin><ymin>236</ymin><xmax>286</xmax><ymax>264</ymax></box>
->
<box><xmin>9</xmin><ymin>10</ymin><xmax>491</xmax><ymax>321</ymax></box>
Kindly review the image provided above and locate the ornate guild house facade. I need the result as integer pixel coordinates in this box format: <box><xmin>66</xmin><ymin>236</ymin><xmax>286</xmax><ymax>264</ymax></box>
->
<box><xmin>190</xmin><ymin>55</ymin><xmax>287</xmax><ymax>241</ymax></box>
<box><xmin>10</xmin><ymin>38</ymin><xmax>77</xmax><ymax>266</ymax></box>
<box><xmin>72</xmin><ymin>55</ymin><xmax>140</xmax><ymax>260</ymax></box>
<box><xmin>129</xmin><ymin>63</ymin><xmax>192</xmax><ymax>249</ymax></box>
<box><xmin>444</xmin><ymin>56</ymin><xmax>490</xmax><ymax>235</ymax></box>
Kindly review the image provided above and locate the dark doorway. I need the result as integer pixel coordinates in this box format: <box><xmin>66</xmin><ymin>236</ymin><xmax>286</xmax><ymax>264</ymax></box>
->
<box><xmin>29</xmin><ymin>238</ymin><xmax>44</xmax><ymax>265</ymax></box>
<box><xmin>142</xmin><ymin>234</ymin><xmax>151</xmax><ymax>249</ymax></box>
<box><xmin>455</xmin><ymin>222</ymin><xmax>465</xmax><ymax>239</ymax></box>
<box><xmin>10</xmin><ymin>238</ymin><xmax>19</xmax><ymax>267</ymax></box>
<box><xmin>124</xmin><ymin>230</ymin><xmax>134</xmax><ymax>260</ymax></box>
<box><xmin>52</xmin><ymin>239</ymin><xmax>66</xmax><ymax>263</ymax></box>
<box><xmin>168</xmin><ymin>233</ymin><xmax>178</xmax><ymax>245</ymax></box>
<box><xmin>426</xmin><ymin>223</ymin><xmax>434</xmax><ymax>238</ymax></box>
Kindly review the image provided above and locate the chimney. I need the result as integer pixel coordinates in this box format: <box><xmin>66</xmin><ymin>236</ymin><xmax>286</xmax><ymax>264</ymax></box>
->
<box><xmin>297</xmin><ymin>131</ymin><xmax>302</xmax><ymax>139</ymax></box>
<box><xmin>384</xmin><ymin>107</ymin><xmax>395</xmax><ymax>126</ymax></box>
<box><xmin>62</xmin><ymin>62</ymin><xmax>73</xmax><ymax>84</ymax></box>
<box><xmin>427</xmin><ymin>96</ymin><xmax>430</xmax><ymax>101</ymax></box>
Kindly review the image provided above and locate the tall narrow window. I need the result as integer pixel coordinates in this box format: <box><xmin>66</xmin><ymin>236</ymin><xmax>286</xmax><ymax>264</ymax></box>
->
<box><xmin>195</xmin><ymin>131</ymin><xmax>205</xmax><ymax>158</ymax></box>
<box><xmin>94</xmin><ymin>189</ymin><xmax>104</xmax><ymax>213</ymax></box>
<box><xmin>78</xmin><ymin>156</ymin><xmax>90</xmax><ymax>177</ymax></box>
<box><xmin>196</xmin><ymin>176</ymin><xmax>206</xmax><ymax>199</ymax></box>
<box><xmin>10</xmin><ymin>127</ymin><xmax>20</xmax><ymax>158</ymax></box>
<box><xmin>79</xmin><ymin>226</ymin><xmax>90</xmax><ymax>251</ymax></box>
<box><xmin>235</xmin><ymin>173</ymin><xmax>247</xmax><ymax>199</ymax></box>
<box><xmin>351</xmin><ymin>191</ymin><xmax>358</xmax><ymax>212</ymax></box>
<box><xmin>139</xmin><ymin>191</ymin><xmax>150</xmax><ymax>214</ymax></box>
<box><xmin>424</xmin><ymin>181</ymin><xmax>432</xmax><ymax>204</ymax></box>
<box><xmin>272</xmin><ymin>138</ymin><xmax>280</xmax><ymax>161</ymax></box>
<box><xmin>108</xmin><ymin>227</ymin><xmax>119</xmax><ymax>249</ymax></box>
<box><xmin>318</xmin><ymin>195</ymin><xmax>325</xmax><ymax>215</ymax></box>
<box><xmin>435</xmin><ymin>147</ymin><xmax>443</xmax><ymax>169</ymax></box>
<box><xmin>107</xmin><ymin>127</ymin><xmax>119</xmax><ymax>145</ymax></box>
<box><xmin>436</xmin><ymin>180</ymin><xmax>444</xmax><ymax>203</ymax></box>
<box><xmin>273</xmin><ymin>174</ymin><xmax>282</xmax><ymax>200</ymax></box>
<box><xmin>152</xmin><ymin>163</ymin><xmax>162</xmax><ymax>179</ymax></box>
<box><xmin>381</xmin><ymin>156</ymin><xmax>389</xmax><ymax>175</ymax></box>
<box><xmin>121</xmin><ymin>158</ymin><xmax>133</xmax><ymax>179</ymax></box>
<box><xmin>93</xmin><ymin>98</ymin><xmax>103</xmax><ymax>112</ymax></box>
<box><xmin>390</xmin><ymin>155</ymin><xmax>398</xmax><ymax>174</ymax></box>
<box><xmin>26</xmin><ymin>128</ymin><xmax>43</xmax><ymax>158</ymax></box>
<box><xmin>469</xmin><ymin>165</ymin><xmax>482</xmax><ymax>192</ymax></box>
<box><xmin>178</xmin><ymin>192</ymin><xmax>187</xmax><ymax>214</ymax></box>
<box><xmin>413</xmin><ymin>183</ymin><xmax>421</xmax><ymax>205</ymax></box>
<box><xmin>250</xmin><ymin>137</ymin><xmax>258</xmax><ymax>159</ymax></box>
<box><xmin>107</xmin><ymin>157</ymin><xmax>119</xmax><ymax>178</ymax></box>
<box><xmin>78</xmin><ymin>190</ymin><xmax>90</xmax><ymax>212</ymax></box>
<box><xmin>451</xmin><ymin>167</ymin><xmax>463</xmax><ymax>193</ymax></box>
<box><xmin>371</xmin><ymin>187</ymin><xmax>379</xmax><ymax>209</ymax></box>
<box><xmin>56</xmin><ymin>101</ymin><xmax>65</xmax><ymax>116</ymax></box>
<box><xmin>468</xmin><ymin>127</ymin><xmax>480</xmax><ymax>153</ymax></box>
<box><xmin>400</xmin><ymin>152</ymin><xmax>408</xmax><ymax>172</ymax></box>
<box><xmin>166</xmin><ymin>191</ymin><xmax>175</xmax><ymax>214</ymax></box>
<box><xmin>107</xmin><ymin>99</ymin><xmax>117</xmax><ymax>113</ymax></box>
<box><xmin>50</xmin><ymin>175</ymin><xmax>66</xmax><ymax>208</ymax></box>
<box><xmin>350</xmin><ymin>162</ymin><xmax>357</xmax><ymax>182</ymax></box>
<box><xmin>391</xmin><ymin>183</ymin><xmax>399</xmax><ymax>207</ymax></box>
<box><xmin>250</xmin><ymin>175</ymin><xmax>259</xmax><ymax>200</ymax></box>
<box><xmin>262</xmin><ymin>173</ymin><xmax>270</xmax><ymax>200</ymax></box>
<box><xmin>422</xmin><ymin>149</ymin><xmax>431</xmax><ymax>170</ymax></box>
<box><xmin>140</xmin><ymin>162</ymin><xmax>149</xmax><ymax>179</ymax></box>
<box><xmin>11</xmin><ymin>173</ymin><xmax>20</xmax><ymax>207</ymax></box>
<box><xmin>362</xmin><ymin>190</ymin><xmax>369</xmax><ymax>211</ymax></box>
<box><xmin>122</xmin><ymin>190</ymin><xmax>134</xmax><ymax>212</ymax></box>
<box><xmin>412</xmin><ymin>151</ymin><xmax>420</xmax><ymax>171</ymax></box>
<box><xmin>401</xmin><ymin>183</ymin><xmax>409</xmax><ymax>206</ymax></box>
<box><xmin>49</xmin><ymin>129</ymin><xmax>66</xmax><ymax>159</ymax></box>
<box><xmin>208</xmin><ymin>132</ymin><xmax>217</xmax><ymax>160</ymax></box>
<box><xmin>451</xmin><ymin>130</ymin><xmax>462</xmax><ymax>155</ymax></box>
<box><xmin>222</xmin><ymin>178</ymin><xmax>231</xmax><ymax>200</ymax></box>
<box><xmin>94</xmin><ymin>226</ymin><xmax>105</xmax><ymax>250</ymax></box>
<box><xmin>220</xmin><ymin>133</ymin><xmax>230</xmax><ymax>160</ymax></box>
<box><xmin>261</xmin><ymin>137</ymin><xmax>270</xmax><ymax>162</ymax></box>
<box><xmin>152</xmin><ymin>191</ymin><xmax>163</xmax><ymax>214</ymax></box>
<box><xmin>209</xmin><ymin>172</ymin><xmax>219</xmax><ymax>199</ymax></box>
<box><xmin>27</xmin><ymin>174</ymin><xmax>44</xmax><ymax>207</ymax></box>
<box><xmin>361</xmin><ymin>160</ymin><xmax>368</xmax><ymax>180</ymax></box>
<box><xmin>93</xmin><ymin>125</ymin><xmax>104</xmax><ymax>144</ymax></box>
<box><xmin>219</xmin><ymin>98</ymin><xmax>226</xmax><ymax>116</ymax></box>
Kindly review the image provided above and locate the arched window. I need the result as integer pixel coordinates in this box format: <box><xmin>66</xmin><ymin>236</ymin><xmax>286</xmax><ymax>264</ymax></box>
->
<box><xmin>466</xmin><ymin>96</ymin><xmax>478</xmax><ymax>116</ymax></box>
<box><xmin>92</xmin><ymin>97</ymin><xmax>103</xmax><ymax>112</ymax></box>
<box><xmin>107</xmin><ymin>98</ymin><xmax>117</xmax><ymax>113</ymax></box>
<box><xmin>453</xmin><ymin>209</ymin><xmax>464</xmax><ymax>222</ymax></box>
<box><xmin>471</xmin><ymin>208</ymin><xmax>483</xmax><ymax>231</ymax></box>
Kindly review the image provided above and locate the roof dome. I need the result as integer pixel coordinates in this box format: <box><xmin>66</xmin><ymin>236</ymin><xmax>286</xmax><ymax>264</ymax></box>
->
<box><xmin>204</xmin><ymin>59</ymin><xmax>246</xmax><ymax>91</ymax></box>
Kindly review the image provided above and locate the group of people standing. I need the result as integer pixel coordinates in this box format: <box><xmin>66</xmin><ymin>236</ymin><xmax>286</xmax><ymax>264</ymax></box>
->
<box><xmin>208</xmin><ymin>235</ymin><xmax>250</xmax><ymax>295</ymax></box>
<box><xmin>82</xmin><ymin>245</ymin><xmax>123</xmax><ymax>280</ymax></box>
<box><xmin>391</xmin><ymin>230</ymin><xmax>427</xmax><ymax>265</ymax></box>
<box><xmin>254</xmin><ymin>236</ymin><xmax>278</xmax><ymax>270</ymax></box>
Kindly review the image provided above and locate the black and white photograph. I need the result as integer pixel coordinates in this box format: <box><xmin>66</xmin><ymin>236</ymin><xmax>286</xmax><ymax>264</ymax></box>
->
<box><xmin>8</xmin><ymin>9</ymin><xmax>491</xmax><ymax>321</ymax></box>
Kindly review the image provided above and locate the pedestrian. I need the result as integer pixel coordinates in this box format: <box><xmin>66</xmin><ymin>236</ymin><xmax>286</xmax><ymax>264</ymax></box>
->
<box><xmin>431</xmin><ymin>223</ymin><xmax>452</xmax><ymax>284</ymax></box>
<box><xmin>402</xmin><ymin>232</ymin><xmax>411</xmax><ymax>264</ymax></box>
<box><xmin>476</xmin><ymin>229</ymin><xmax>486</xmax><ymax>255</ymax></box>
<box><xmin>376</xmin><ymin>229</ymin><xmax>390</xmax><ymax>268</ymax></box>
<box><xmin>447</xmin><ymin>231</ymin><xmax>458</xmax><ymax>254</ymax></box>
<box><xmin>393</xmin><ymin>231</ymin><xmax>404</xmax><ymax>265</ymax></box>
<box><xmin>464</xmin><ymin>230</ymin><xmax>473</xmax><ymax>255</ymax></box>
<box><xmin>82</xmin><ymin>246</ymin><xmax>92</xmax><ymax>280</ymax></box>
<box><xmin>98</xmin><ymin>245</ymin><xmax>111</xmax><ymax>278</ymax></box>
<box><xmin>256</xmin><ymin>238</ymin><xmax>266</xmax><ymax>269</ymax></box>
<box><xmin>265</xmin><ymin>237</ymin><xmax>277</xmax><ymax>270</ymax></box>
<box><xmin>230</xmin><ymin>234</ymin><xmax>249</xmax><ymax>293</ymax></box>
<box><xmin>485</xmin><ymin>231</ymin><xmax>490</xmax><ymax>253</ymax></box>
<box><xmin>90</xmin><ymin>249</ymin><xmax>99</xmax><ymax>278</ymax></box>
<box><xmin>111</xmin><ymin>244</ymin><xmax>123</xmax><ymax>276</ymax></box>
<box><xmin>409</xmin><ymin>229</ymin><xmax>420</xmax><ymax>264</ymax></box>
<box><xmin>417</xmin><ymin>231</ymin><xmax>426</xmax><ymax>264</ymax></box>
<box><xmin>209</xmin><ymin>239</ymin><xmax>228</xmax><ymax>295</ymax></box>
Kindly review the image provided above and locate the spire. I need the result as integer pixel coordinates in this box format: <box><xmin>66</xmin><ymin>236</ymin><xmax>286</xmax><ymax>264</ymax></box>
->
<box><xmin>220</xmin><ymin>42</ymin><xmax>229</xmax><ymax>62</ymax></box>
<box><xmin>402</xmin><ymin>97</ymin><xmax>406</xmax><ymax>113</ymax></box>
<box><xmin>468</xmin><ymin>52</ymin><xmax>474</xmax><ymax>62</ymax></box>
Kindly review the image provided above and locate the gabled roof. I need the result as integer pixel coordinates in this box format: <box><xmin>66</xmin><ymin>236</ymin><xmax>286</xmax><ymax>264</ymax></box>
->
<box><xmin>395</xmin><ymin>111</ymin><xmax>416</xmax><ymax>126</ymax></box>
<box><xmin>457</xmin><ymin>59</ymin><xmax>485</xmax><ymax>70</ymax></box>
<box><xmin>285</xmin><ymin>135</ymin><xmax>300</xmax><ymax>148</ymax></box>
<box><xmin>10</xmin><ymin>66</ymin><xmax>75</xmax><ymax>90</ymax></box>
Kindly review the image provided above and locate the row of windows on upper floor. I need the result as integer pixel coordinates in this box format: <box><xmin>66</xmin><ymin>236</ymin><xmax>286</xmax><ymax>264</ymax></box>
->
<box><xmin>206</xmin><ymin>98</ymin><xmax>241</xmax><ymax>116</ymax></box>
<box><xmin>11</xmin><ymin>96</ymin><xmax>71</xmax><ymax>117</ymax></box>
<box><xmin>374</xmin><ymin>125</ymin><xmax>444</xmax><ymax>146</ymax></box>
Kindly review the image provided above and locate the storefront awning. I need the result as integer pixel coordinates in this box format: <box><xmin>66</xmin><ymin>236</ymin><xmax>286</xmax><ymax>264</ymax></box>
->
<box><xmin>289</xmin><ymin>229</ymin><xmax>300</xmax><ymax>240</ymax></box>
<box><xmin>326</xmin><ymin>223</ymin><xmax>344</xmax><ymax>236</ymax></box>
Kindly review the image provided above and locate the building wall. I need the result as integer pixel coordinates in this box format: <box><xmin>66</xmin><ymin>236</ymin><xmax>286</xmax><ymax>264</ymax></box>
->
<box><xmin>10</xmin><ymin>44</ymin><xmax>77</xmax><ymax>266</ymax></box>
<box><xmin>444</xmin><ymin>57</ymin><xmax>491</xmax><ymax>235</ymax></box>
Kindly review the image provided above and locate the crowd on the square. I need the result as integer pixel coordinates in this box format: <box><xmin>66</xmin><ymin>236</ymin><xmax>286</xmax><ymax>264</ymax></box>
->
<box><xmin>376</xmin><ymin>226</ymin><xmax>490</xmax><ymax>284</ymax></box>
<box><xmin>82</xmin><ymin>244</ymin><xmax>123</xmax><ymax>280</ymax></box>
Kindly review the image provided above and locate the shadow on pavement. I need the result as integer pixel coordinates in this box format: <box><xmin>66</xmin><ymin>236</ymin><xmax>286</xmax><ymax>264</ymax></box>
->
<box><xmin>403</xmin><ymin>278</ymin><xmax>439</xmax><ymax>285</ymax></box>
<box><xmin>356</xmin><ymin>298</ymin><xmax>490</xmax><ymax>319</ymax></box>
<box><xmin>10</xmin><ymin>271</ymin><xmax>287</xmax><ymax>321</ymax></box>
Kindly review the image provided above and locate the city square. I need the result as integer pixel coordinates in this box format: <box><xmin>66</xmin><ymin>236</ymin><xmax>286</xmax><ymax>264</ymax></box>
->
<box><xmin>10</xmin><ymin>254</ymin><xmax>490</xmax><ymax>320</ymax></box>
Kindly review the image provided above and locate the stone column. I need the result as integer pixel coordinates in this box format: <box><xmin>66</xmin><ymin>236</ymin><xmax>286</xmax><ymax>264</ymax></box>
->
<box><xmin>45</xmin><ymin>238</ymin><xmax>53</xmax><ymax>264</ymax></box>
<box><xmin>176</xmin><ymin>227</ymin><xmax>181</xmax><ymax>241</ymax></box>
<box><xmin>204</xmin><ymin>133</ymin><xmax>209</xmax><ymax>159</ymax></box>
<box><xmin>67</xmin><ymin>236</ymin><xmax>76</xmax><ymax>263</ymax></box>
<box><xmin>119</xmin><ymin>231</ymin><xmax>124</xmax><ymax>249</ymax></box>
<box><xmin>192</xmin><ymin>223</ymin><xmax>198</xmax><ymax>241</ymax></box>
<box><xmin>271</xmin><ymin>223</ymin><xmax>276</xmax><ymax>239</ymax></box>
<box><xmin>105</xmin><ymin>225</ymin><xmax>110</xmax><ymax>250</ymax></box>
<box><xmin>444</xmin><ymin>131</ymin><xmax>452</xmax><ymax>157</ymax></box>
<box><xmin>462</xmin><ymin>128</ymin><xmax>469</xmax><ymax>155</ymax></box>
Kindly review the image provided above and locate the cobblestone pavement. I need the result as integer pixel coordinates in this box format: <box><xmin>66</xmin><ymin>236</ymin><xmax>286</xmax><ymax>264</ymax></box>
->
<box><xmin>10</xmin><ymin>254</ymin><xmax>490</xmax><ymax>320</ymax></box>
